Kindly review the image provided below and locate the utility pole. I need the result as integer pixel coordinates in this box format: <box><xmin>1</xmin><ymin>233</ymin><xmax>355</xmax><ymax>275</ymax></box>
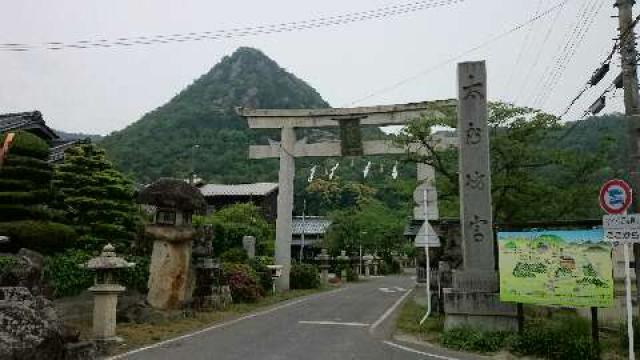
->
<box><xmin>299</xmin><ymin>199</ymin><xmax>306</xmax><ymax>261</ymax></box>
<box><xmin>618</xmin><ymin>0</ymin><xmax>640</xmax><ymax>319</ymax></box>
<box><xmin>618</xmin><ymin>1</ymin><xmax>640</xmax><ymax>358</ymax></box>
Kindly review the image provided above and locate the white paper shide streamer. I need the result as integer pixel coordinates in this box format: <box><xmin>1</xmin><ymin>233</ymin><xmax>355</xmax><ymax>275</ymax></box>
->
<box><xmin>329</xmin><ymin>162</ymin><xmax>340</xmax><ymax>180</ymax></box>
<box><xmin>308</xmin><ymin>165</ymin><xmax>317</xmax><ymax>183</ymax></box>
<box><xmin>391</xmin><ymin>161</ymin><xmax>398</xmax><ymax>180</ymax></box>
<box><xmin>363</xmin><ymin>161</ymin><xmax>372</xmax><ymax>179</ymax></box>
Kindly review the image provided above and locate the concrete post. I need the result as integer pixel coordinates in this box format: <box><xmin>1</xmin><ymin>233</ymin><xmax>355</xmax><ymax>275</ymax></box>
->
<box><xmin>275</xmin><ymin>127</ymin><xmax>295</xmax><ymax>291</ymax></box>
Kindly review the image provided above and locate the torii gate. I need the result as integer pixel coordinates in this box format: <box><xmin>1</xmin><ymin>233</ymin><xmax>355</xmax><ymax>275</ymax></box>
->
<box><xmin>239</xmin><ymin>100</ymin><xmax>456</xmax><ymax>290</ymax></box>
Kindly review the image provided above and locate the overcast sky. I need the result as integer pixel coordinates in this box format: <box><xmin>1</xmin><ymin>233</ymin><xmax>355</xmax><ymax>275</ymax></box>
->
<box><xmin>0</xmin><ymin>0</ymin><xmax>623</xmax><ymax>135</ymax></box>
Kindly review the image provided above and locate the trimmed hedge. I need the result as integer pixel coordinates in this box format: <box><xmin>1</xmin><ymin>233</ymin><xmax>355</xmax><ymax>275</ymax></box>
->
<box><xmin>44</xmin><ymin>250</ymin><xmax>151</xmax><ymax>298</ymax></box>
<box><xmin>2</xmin><ymin>131</ymin><xmax>50</xmax><ymax>159</ymax></box>
<box><xmin>0</xmin><ymin>221</ymin><xmax>77</xmax><ymax>254</ymax></box>
<box><xmin>290</xmin><ymin>263</ymin><xmax>320</xmax><ymax>289</ymax></box>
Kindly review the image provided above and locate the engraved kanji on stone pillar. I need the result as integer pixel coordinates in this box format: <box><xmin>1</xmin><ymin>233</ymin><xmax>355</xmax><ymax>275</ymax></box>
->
<box><xmin>455</xmin><ymin>61</ymin><xmax>497</xmax><ymax>291</ymax></box>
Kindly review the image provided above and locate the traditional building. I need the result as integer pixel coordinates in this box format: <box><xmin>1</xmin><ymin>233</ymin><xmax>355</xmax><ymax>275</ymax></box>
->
<box><xmin>0</xmin><ymin>111</ymin><xmax>87</xmax><ymax>163</ymax></box>
<box><xmin>198</xmin><ymin>182</ymin><xmax>278</xmax><ymax>222</ymax></box>
<box><xmin>291</xmin><ymin>216</ymin><xmax>332</xmax><ymax>260</ymax></box>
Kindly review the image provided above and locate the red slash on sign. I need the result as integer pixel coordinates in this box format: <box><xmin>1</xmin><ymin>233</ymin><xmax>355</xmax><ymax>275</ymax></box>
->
<box><xmin>599</xmin><ymin>179</ymin><xmax>633</xmax><ymax>215</ymax></box>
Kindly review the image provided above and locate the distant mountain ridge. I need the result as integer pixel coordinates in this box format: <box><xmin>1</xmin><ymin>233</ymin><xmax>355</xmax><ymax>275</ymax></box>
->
<box><xmin>55</xmin><ymin>129</ymin><xmax>103</xmax><ymax>142</ymax></box>
<box><xmin>101</xmin><ymin>47</ymin><xmax>329</xmax><ymax>183</ymax></box>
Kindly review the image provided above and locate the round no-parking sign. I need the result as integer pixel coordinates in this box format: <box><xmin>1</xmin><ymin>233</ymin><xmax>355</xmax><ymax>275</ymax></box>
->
<box><xmin>599</xmin><ymin>179</ymin><xmax>633</xmax><ymax>214</ymax></box>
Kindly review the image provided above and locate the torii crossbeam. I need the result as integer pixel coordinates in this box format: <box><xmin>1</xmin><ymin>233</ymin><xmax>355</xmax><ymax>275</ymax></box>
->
<box><xmin>239</xmin><ymin>100</ymin><xmax>456</xmax><ymax>290</ymax></box>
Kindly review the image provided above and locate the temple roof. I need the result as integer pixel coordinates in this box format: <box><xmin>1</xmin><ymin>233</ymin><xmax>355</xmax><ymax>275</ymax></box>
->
<box><xmin>199</xmin><ymin>182</ymin><xmax>278</xmax><ymax>197</ymax></box>
<box><xmin>292</xmin><ymin>216</ymin><xmax>332</xmax><ymax>235</ymax></box>
<box><xmin>0</xmin><ymin>111</ymin><xmax>59</xmax><ymax>142</ymax></box>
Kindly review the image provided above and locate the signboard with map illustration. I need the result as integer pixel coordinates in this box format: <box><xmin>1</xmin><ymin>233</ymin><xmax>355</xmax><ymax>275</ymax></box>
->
<box><xmin>498</xmin><ymin>229</ymin><xmax>613</xmax><ymax>307</ymax></box>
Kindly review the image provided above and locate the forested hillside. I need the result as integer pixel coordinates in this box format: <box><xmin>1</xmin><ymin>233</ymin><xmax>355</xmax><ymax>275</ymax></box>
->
<box><xmin>101</xmin><ymin>47</ymin><xmax>329</xmax><ymax>184</ymax></box>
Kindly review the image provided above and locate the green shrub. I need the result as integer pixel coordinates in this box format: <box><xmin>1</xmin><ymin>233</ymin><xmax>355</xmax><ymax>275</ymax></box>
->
<box><xmin>0</xmin><ymin>255</ymin><xmax>18</xmax><ymax>273</ymax></box>
<box><xmin>119</xmin><ymin>255</ymin><xmax>150</xmax><ymax>293</ymax></box>
<box><xmin>248</xmin><ymin>257</ymin><xmax>273</xmax><ymax>294</ymax></box>
<box><xmin>0</xmin><ymin>221</ymin><xmax>77</xmax><ymax>254</ymax></box>
<box><xmin>220</xmin><ymin>247</ymin><xmax>249</xmax><ymax>264</ymax></box>
<box><xmin>44</xmin><ymin>249</ymin><xmax>94</xmax><ymax>298</ymax></box>
<box><xmin>222</xmin><ymin>263</ymin><xmax>262</xmax><ymax>303</ymax></box>
<box><xmin>509</xmin><ymin>317</ymin><xmax>597</xmax><ymax>360</ymax></box>
<box><xmin>290</xmin><ymin>263</ymin><xmax>320</xmax><ymax>289</ymax></box>
<box><xmin>44</xmin><ymin>250</ymin><xmax>151</xmax><ymax>297</ymax></box>
<box><xmin>346</xmin><ymin>267</ymin><xmax>359</xmax><ymax>282</ymax></box>
<box><xmin>441</xmin><ymin>327</ymin><xmax>511</xmax><ymax>353</ymax></box>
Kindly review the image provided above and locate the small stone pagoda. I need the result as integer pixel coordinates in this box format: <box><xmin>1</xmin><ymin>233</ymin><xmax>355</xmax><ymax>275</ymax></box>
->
<box><xmin>137</xmin><ymin>178</ymin><xmax>206</xmax><ymax>310</ymax></box>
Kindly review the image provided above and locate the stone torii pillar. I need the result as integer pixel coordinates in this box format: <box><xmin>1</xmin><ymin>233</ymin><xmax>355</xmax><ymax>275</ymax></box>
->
<box><xmin>239</xmin><ymin>101</ymin><xmax>456</xmax><ymax>291</ymax></box>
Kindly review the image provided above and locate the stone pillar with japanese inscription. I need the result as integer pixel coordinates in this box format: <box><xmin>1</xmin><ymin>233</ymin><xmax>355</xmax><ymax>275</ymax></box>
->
<box><xmin>443</xmin><ymin>61</ymin><xmax>517</xmax><ymax>331</ymax></box>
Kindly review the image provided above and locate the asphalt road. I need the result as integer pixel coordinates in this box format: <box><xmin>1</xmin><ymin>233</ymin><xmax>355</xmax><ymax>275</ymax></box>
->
<box><xmin>113</xmin><ymin>275</ymin><xmax>451</xmax><ymax>360</ymax></box>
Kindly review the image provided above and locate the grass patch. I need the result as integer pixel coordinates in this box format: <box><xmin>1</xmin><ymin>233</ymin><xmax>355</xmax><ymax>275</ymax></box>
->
<box><xmin>394</xmin><ymin>296</ymin><xmax>609</xmax><ymax>359</ymax></box>
<box><xmin>68</xmin><ymin>287</ymin><xmax>333</xmax><ymax>355</ymax></box>
<box><xmin>394</xmin><ymin>296</ymin><xmax>443</xmax><ymax>342</ymax></box>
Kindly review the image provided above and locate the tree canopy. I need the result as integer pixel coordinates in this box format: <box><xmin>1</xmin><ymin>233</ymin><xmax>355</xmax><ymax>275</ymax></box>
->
<box><xmin>398</xmin><ymin>102</ymin><xmax>617</xmax><ymax>223</ymax></box>
<box><xmin>53</xmin><ymin>143</ymin><xmax>137</xmax><ymax>251</ymax></box>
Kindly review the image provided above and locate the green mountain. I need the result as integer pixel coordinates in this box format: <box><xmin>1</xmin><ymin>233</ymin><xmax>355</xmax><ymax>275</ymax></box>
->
<box><xmin>101</xmin><ymin>47</ymin><xmax>330</xmax><ymax>183</ymax></box>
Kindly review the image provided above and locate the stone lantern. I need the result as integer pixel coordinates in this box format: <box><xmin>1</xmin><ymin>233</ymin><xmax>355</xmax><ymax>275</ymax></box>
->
<box><xmin>315</xmin><ymin>249</ymin><xmax>331</xmax><ymax>285</ymax></box>
<box><xmin>373</xmin><ymin>253</ymin><xmax>381</xmax><ymax>276</ymax></box>
<box><xmin>83</xmin><ymin>244</ymin><xmax>134</xmax><ymax>342</ymax></box>
<box><xmin>336</xmin><ymin>250</ymin><xmax>350</xmax><ymax>280</ymax></box>
<box><xmin>362</xmin><ymin>254</ymin><xmax>374</xmax><ymax>278</ymax></box>
<box><xmin>137</xmin><ymin>178</ymin><xmax>206</xmax><ymax>310</ymax></box>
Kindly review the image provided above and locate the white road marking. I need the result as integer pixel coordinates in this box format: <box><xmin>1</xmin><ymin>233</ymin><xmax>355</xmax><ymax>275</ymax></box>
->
<box><xmin>383</xmin><ymin>340</ymin><xmax>460</xmax><ymax>360</ymax></box>
<box><xmin>369</xmin><ymin>288</ymin><xmax>413</xmax><ymax>334</ymax></box>
<box><xmin>298</xmin><ymin>320</ymin><xmax>370</xmax><ymax>327</ymax></box>
<box><xmin>108</xmin><ymin>288</ymin><xmax>346</xmax><ymax>359</ymax></box>
<box><xmin>394</xmin><ymin>287</ymin><xmax>406</xmax><ymax>292</ymax></box>
<box><xmin>379</xmin><ymin>287</ymin><xmax>396</xmax><ymax>293</ymax></box>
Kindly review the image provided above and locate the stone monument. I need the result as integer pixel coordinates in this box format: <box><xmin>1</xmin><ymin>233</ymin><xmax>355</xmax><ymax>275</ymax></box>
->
<box><xmin>137</xmin><ymin>178</ymin><xmax>206</xmax><ymax>310</ymax></box>
<box><xmin>442</xmin><ymin>61</ymin><xmax>517</xmax><ymax>331</ymax></box>
<box><xmin>82</xmin><ymin>244</ymin><xmax>134</xmax><ymax>343</ymax></box>
<box><xmin>242</xmin><ymin>235</ymin><xmax>256</xmax><ymax>259</ymax></box>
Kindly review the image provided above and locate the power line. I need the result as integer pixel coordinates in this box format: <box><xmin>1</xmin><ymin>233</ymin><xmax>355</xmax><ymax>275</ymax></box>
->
<box><xmin>557</xmin><ymin>12</ymin><xmax>640</xmax><ymax>119</ymax></box>
<box><xmin>538</xmin><ymin>0</ymin><xmax>605</xmax><ymax>108</ymax></box>
<box><xmin>345</xmin><ymin>0</ymin><xmax>570</xmax><ymax>106</ymax></box>
<box><xmin>512</xmin><ymin>0</ymin><xmax>567</xmax><ymax>104</ymax></box>
<box><xmin>531</xmin><ymin>0</ymin><xmax>604</xmax><ymax>109</ymax></box>
<box><xmin>503</xmin><ymin>0</ymin><xmax>546</xmax><ymax>96</ymax></box>
<box><xmin>0</xmin><ymin>0</ymin><xmax>467</xmax><ymax>52</ymax></box>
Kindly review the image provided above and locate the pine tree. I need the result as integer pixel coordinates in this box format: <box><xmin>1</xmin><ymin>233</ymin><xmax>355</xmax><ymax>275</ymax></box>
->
<box><xmin>53</xmin><ymin>143</ymin><xmax>137</xmax><ymax>251</ymax></box>
<box><xmin>0</xmin><ymin>131</ymin><xmax>76</xmax><ymax>253</ymax></box>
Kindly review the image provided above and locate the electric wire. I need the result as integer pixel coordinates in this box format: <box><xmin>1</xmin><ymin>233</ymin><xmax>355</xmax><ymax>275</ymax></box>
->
<box><xmin>345</xmin><ymin>0</ymin><xmax>569</xmax><ymax>106</ymax></box>
<box><xmin>0</xmin><ymin>0</ymin><xmax>467</xmax><ymax>52</ymax></box>
<box><xmin>512</xmin><ymin>0</ymin><xmax>567</xmax><ymax>104</ymax></box>
<box><xmin>503</xmin><ymin>0</ymin><xmax>546</xmax><ymax>97</ymax></box>
<box><xmin>537</xmin><ymin>0</ymin><xmax>605</xmax><ymax>108</ymax></box>
<box><xmin>531</xmin><ymin>0</ymin><xmax>603</xmax><ymax>109</ymax></box>
<box><xmin>557</xmin><ymin>13</ymin><xmax>640</xmax><ymax>119</ymax></box>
